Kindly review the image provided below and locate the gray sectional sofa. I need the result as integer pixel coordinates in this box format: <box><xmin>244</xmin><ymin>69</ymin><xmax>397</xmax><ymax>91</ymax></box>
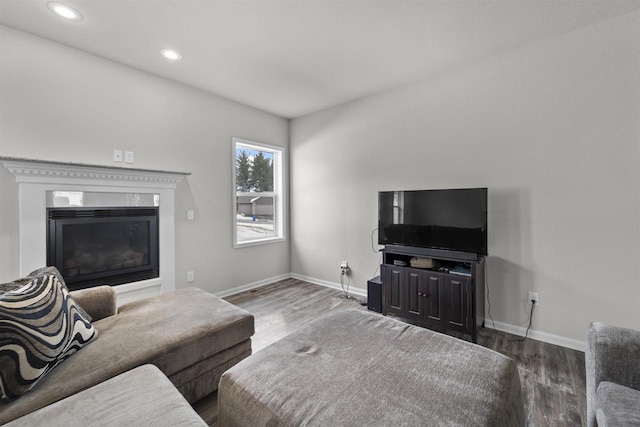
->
<box><xmin>0</xmin><ymin>286</ymin><xmax>255</xmax><ymax>424</ymax></box>
<box><xmin>586</xmin><ymin>322</ymin><xmax>640</xmax><ymax>427</ymax></box>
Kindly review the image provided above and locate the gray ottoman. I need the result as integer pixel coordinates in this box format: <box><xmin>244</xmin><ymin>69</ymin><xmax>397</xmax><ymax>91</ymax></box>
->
<box><xmin>219</xmin><ymin>309</ymin><xmax>524</xmax><ymax>426</ymax></box>
<box><xmin>6</xmin><ymin>365</ymin><xmax>207</xmax><ymax>426</ymax></box>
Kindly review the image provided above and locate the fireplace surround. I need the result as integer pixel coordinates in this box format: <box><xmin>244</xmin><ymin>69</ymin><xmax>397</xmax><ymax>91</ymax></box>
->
<box><xmin>1</xmin><ymin>157</ymin><xmax>189</xmax><ymax>305</ymax></box>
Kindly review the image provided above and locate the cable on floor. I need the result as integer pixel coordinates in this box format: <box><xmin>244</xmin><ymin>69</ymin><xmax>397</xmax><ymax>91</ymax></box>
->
<box><xmin>486</xmin><ymin>261</ymin><xmax>536</xmax><ymax>342</ymax></box>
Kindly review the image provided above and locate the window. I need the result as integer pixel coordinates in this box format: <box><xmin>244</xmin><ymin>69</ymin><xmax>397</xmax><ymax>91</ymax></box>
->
<box><xmin>233</xmin><ymin>137</ymin><xmax>285</xmax><ymax>247</ymax></box>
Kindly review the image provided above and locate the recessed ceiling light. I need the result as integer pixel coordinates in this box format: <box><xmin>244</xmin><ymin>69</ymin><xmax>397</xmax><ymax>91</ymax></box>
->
<box><xmin>48</xmin><ymin>2</ymin><xmax>83</xmax><ymax>21</ymax></box>
<box><xmin>160</xmin><ymin>49</ymin><xmax>182</xmax><ymax>61</ymax></box>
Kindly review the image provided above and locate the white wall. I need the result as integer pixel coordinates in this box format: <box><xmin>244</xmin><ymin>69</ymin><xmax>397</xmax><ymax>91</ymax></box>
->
<box><xmin>290</xmin><ymin>11</ymin><xmax>640</xmax><ymax>344</ymax></box>
<box><xmin>0</xmin><ymin>26</ymin><xmax>290</xmax><ymax>293</ymax></box>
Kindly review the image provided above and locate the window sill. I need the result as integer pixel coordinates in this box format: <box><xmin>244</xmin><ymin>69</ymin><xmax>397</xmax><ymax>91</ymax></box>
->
<box><xmin>234</xmin><ymin>236</ymin><xmax>286</xmax><ymax>249</ymax></box>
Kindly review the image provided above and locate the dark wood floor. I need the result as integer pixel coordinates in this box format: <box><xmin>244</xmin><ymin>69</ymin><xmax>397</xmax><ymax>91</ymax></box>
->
<box><xmin>197</xmin><ymin>278</ymin><xmax>586</xmax><ymax>426</ymax></box>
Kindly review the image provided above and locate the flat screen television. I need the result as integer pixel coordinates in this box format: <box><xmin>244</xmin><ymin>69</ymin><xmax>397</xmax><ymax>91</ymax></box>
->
<box><xmin>378</xmin><ymin>188</ymin><xmax>487</xmax><ymax>255</ymax></box>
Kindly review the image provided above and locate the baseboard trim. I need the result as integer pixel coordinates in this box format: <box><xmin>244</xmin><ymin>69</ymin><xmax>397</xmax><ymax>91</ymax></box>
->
<box><xmin>214</xmin><ymin>273</ymin><xmax>291</xmax><ymax>299</ymax></box>
<box><xmin>219</xmin><ymin>273</ymin><xmax>584</xmax><ymax>352</ymax></box>
<box><xmin>486</xmin><ymin>319</ymin><xmax>585</xmax><ymax>352</ymax></box>
<box><xmin>289</xmin><ymin>273</ymin><xmax>367</xmax><ymax>297</ymax></box>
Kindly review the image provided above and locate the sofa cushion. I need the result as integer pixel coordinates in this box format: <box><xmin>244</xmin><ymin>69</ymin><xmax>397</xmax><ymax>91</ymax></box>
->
<box><xmin>69</xmin><ymin>286</ymin><xmax>116</xmax><ymax>322</ymax></box>
<box><xmin>0</xmin><ymin>273</ymin><xmax>97</xmax><ymax>400</ymax></box>
<box><xmin>171</xmin><ymin>338</ymin><xmax>252</xmax><ymax>403</ymax></box>
<box><xmin>596</xmin><ymin>381</ymin><xmax>640</xmax><ymax>426</ymax></box>
<box><xmin>110</xmin><ymin>287</ymin><xmax>254</xmax><ymax>376</ymax></box>
<box><xmin>4</xmin><ymin>365</ymin><xmax>207</xmax><ymax>427</ymax></box>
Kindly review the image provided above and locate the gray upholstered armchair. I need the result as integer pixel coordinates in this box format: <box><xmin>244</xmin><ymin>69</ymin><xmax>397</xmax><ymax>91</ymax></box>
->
<box><xmin>585</xmin><ymin>322</ymin><xmax>640</xmax><ymax>427</ymax></box>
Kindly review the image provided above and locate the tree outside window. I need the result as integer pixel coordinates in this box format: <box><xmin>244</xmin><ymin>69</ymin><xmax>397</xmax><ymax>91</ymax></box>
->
<box><xmin>233</xmin><ymin>138</ymin><xmax>285</xmax><ymax>247</ymax></box>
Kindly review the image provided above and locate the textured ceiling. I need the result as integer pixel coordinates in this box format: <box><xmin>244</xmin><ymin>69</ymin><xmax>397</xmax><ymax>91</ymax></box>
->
<box><xmin>1</xmin><ymin>0</ymin><xmax>639</xmax><ymax>118</ymax></box>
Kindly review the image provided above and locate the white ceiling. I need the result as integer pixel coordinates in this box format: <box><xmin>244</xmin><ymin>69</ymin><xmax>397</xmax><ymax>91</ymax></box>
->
<box><xmin>1</xmin><ymin>0</ymin><xmax>639</xmax><ymax>118</ymax></box>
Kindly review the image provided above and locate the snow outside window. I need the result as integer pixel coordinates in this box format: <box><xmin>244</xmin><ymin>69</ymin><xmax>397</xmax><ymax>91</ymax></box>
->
<box><xmin>233</xmin><ymin>138</ymin><xmax>286</xmax><ymax>248</ymax></box>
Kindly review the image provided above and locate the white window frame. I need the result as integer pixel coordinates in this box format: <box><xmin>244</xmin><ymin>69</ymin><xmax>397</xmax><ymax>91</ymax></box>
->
<box><xmin>232</xmin><ymin>137</ymin><xmax>286</xmax><ymax>248</ymax></box>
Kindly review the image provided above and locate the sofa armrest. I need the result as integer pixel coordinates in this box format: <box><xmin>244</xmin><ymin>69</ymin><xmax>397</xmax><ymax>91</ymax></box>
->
<box><xmin>586</xmin><ymin>321</ymin><xmax>640</xmax><ymax>427</ymax></box>
<box><xmin>70</xmin><ymin>286</ymin><xmax>117</xmax><ymax>322</ymax></box>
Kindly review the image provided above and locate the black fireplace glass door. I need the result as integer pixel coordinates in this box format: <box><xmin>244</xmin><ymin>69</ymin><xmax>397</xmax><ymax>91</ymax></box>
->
<box><xmin>47</xmin><ymin>208</ymin><xmax>159</xmax><ymax>290</ymax></box>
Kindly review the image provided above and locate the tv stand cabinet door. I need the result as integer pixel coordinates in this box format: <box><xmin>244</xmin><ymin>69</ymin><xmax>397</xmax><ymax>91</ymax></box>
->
<box><xmin>445</xmin><ymin>275</ymin><xmax>470</xmax><ymax>333</ymax></box>
<box><xmin>406</xmin><ymin>268</ymin><xmax>444</xmax><ymax>325</ymax></box>
<box><xmin>382</xmin><ymin>264</ymin><xmax>404</xmax><ymax>316</ymax></box>
<box><xmin>405</xmin><ymin>268</ymin><xmax>423</xmax><ymax>319</ymax></box>
<box><xmin>422</xmin><ymin>272</ymin><xmax>445</xmax><ymax>324</ymax></box>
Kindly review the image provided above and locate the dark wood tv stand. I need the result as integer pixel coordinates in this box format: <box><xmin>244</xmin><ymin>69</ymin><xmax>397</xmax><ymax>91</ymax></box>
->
<box><xmin>380</xmin><ymin>245</ymin><xmax>485</xmax><ymax>343</ymax></box>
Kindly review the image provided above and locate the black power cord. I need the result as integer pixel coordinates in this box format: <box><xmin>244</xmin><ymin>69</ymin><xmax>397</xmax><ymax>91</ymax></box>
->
<box><xmin>338</xmin><ymin>270</ymin><xmax>367</xmax><ymax>305</ymax></box>
<box><xmin>370</xmin><ymin>227</ymin><xmax>383</xmax><ymax>279</ymax></box>
<box><xmin>371</xmin><ymin>227</ymin><xmax>383</xmax><ymax>254</ymax></box>
<box><xmin>339</xmin><ymin>227</ymin><xmax>383</xmax><ymax>305</ymax></box>
<box><xmin>521</xmin><ymin>302</ymin><xmax>535</xmax><ymax>341</ymax></box>
<box><xmin>340</xmin><ymin>268</ymin><xmax>351</xmax><ymax>298</ymax></box>
<box><xmin>486</xmin><ymin>262</ymin><xmax>536</xmax><ymax>343</ymax></box>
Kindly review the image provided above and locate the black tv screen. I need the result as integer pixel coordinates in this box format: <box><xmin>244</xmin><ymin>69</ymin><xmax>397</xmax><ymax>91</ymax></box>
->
<box><xmin>378</xmin><ymin>188</ymin><xmax>487</xmax><ymax>255</ymax></box>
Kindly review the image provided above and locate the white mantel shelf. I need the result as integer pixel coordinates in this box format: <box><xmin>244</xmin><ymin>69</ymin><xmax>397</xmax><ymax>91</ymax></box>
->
<box><xmin>1</xmin><ymin>156</ymin><xmax>190</xmax><ymax>189</ymax></box>
<box><xmin>1</xmin><ymin>156</ymin><xmax>189</xmax><ymax>306</ymax></box>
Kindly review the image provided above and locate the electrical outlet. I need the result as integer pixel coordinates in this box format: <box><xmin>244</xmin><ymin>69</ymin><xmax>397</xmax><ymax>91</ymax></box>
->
<box><xmin>528</xmin><ymin>291</ymin><xmax>539</xmax><ymax>305</ymax></box>
<box><xmin>187</xmin><ymin>271</ymin><xmax>194</xmax><ymax>282</ymax></box>
<box><xmin>340</xmin><ymin>261</ymin><xmax>349</xmax><ymax>275</ymax></box>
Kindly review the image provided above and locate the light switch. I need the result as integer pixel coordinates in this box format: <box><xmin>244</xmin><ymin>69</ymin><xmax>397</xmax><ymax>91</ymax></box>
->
<box><xmin>187</xmin><ymin>271</ymin><xmax>195</xmax><ymax>282</ymax></box>
<box><xmin>124</xmin><ymin>151</ymin><xmax>134</xmax><ymax>163</ymax></box>
<box><xmin>187</xmin><ymin>210</ymin><xmax>194</xmax><ymax>221</ymax></box>
<box><xmin>113</xmin><ymin>150</ymin><xmax>123</xmax><ymax>162</ymax></box>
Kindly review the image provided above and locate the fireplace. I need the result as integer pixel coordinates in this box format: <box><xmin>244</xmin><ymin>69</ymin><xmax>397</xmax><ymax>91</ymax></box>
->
<box><xmin>47</xmin><ymin>207</ymin><xmax>159</xmax><ymax>290</ymax></box>
<box><xmin>2</xmin><ymin>157</ymin><xmax>189</xmax><ymax>305</ymax></box>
